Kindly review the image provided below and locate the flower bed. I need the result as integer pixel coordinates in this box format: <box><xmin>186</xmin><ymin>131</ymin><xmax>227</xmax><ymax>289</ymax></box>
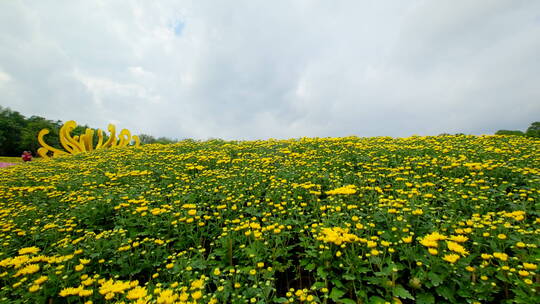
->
<box><xmin>0</xmin><ymin>135</ymin><xmax>538</xmax><ymax>303</ymax></box>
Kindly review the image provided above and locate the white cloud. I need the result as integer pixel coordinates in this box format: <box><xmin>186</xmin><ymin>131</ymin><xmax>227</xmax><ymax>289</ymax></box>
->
<box><xmin>1</xmin><ymin>1</ymin><xmax>539</xmax><ymax>139</ymax></box>
<box><xmin>0</xmin><ymin>69</ymin><xmax>11</xmax><ymax>84</ymax></box>
<box><xmin>72</xmin><ymin>69</ymin><xmax>161</xmax><ymax>107</ymax></box>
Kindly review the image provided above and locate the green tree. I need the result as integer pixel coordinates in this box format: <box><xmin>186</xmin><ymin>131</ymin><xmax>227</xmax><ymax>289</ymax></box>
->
<box><xmin>155</xmin><ymin>136</ymin><xmax>176</xmax><ymax>144</ymax></box>
<box><xmin>495</xmin><ymin>130</ymin><xmax>525</xmax><ymax>136</ymax></box>
<box><xmin>137</xmin><ymin>134</ymin><xmax>176</xmax><ymax>145</ymax></box>
<box><xmin>19</xmin><ymin>116</ymin><xmax>62</xmax><ymax>155</ymax></box>
<box><xmin>525</xmin><ymin>122</ymin><xmax>540</xmax><ymax>138</ymax></box>
<box><xmin>0</xmin><ymin>106</ymin><xmax>27</xmax><ymax>156</ymax></box>
<box><xmin>138</xmin><ymin>134</ymin><xmax>157</xmax><ymax>145</ymax></box>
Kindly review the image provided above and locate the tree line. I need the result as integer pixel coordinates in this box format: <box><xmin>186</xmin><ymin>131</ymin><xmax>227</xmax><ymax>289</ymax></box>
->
<box><xmin>0</xmin><ymin>106</ymin><xmax>177</xmax><ymax>157</ymax></box>
<box><xmin>495</xmin><ymin>122</ymin><xmax>540</xmax><ymax>138</ymax></box>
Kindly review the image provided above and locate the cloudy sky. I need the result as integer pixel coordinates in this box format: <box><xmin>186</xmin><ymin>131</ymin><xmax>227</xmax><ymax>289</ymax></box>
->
<box><xmin>1</xmin><ymin>1</ymin><xmax>539</xmax><ymax>140</ymax></box>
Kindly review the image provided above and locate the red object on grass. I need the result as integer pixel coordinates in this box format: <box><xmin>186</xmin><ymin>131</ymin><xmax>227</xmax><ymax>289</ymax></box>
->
<box><xmin>21</xmin><ymin>151</ymin><xmax>33</xmax><ymax>162</ymax></box>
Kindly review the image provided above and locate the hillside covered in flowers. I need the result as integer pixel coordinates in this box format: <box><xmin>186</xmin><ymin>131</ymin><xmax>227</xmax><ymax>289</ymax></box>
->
<box><xmin>0</xmin><ymin>135</ymin><xmax>539</xmax><ymax>303</ymax></box>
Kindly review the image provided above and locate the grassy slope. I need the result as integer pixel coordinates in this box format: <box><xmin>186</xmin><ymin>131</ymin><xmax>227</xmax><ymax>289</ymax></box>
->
<box><xmin>0</xmin><ymin>156</ymin><xmax>22</xmax><ymax>163</ymax></box>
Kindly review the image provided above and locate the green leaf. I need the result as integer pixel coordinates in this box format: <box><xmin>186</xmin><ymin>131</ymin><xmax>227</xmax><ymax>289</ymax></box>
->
<box><xmin>393</xmin><ymin>285</ymin><xmax>414</xmax><ymax>300</ymax></box>
<box><xmin>337</xmin><ymin>298</ymin><xmax>356</xmax><ymax>304</ymax></box>
<box><xmin>331</xmin><ymin>279</ymin><xmax>345</xmax><ymax>288</ymax></box>
<box><xmin>365</xmin><ymin>276</ymin><xmax>385</xmax><ymax>285</ymax></box>
<box><xmin>316</xmin><ymin>266</ymin><xmax>328</xmax><ymax>279</ymax></box>
<box><xmin>428</xmin><ymin>272</ymin><xmax>443</xmax><ymax>286</ymax></box>
<box><xmin>273</xmin><ymin>297</ymin><xmax>288</xmax><ymax>303</ymax></box>
<box><xmin>305</xmin><ymin>263</ymin><xmax>316</xmax><ymax>270</ymax></box>
<box><xmin>356</xmin><ymin>266</ymin><xmax>371</xmax><ymax>273</ymax></box>
<box><xmin>416</xmin><ymin>293</ymin><xmax>435</xmax><ymax>304</ymax></box>
<box><xmin>436</xmin><ymin>286</ymin><xmax>455</xmax><ymax>301</ymax></box>
<box><xmin>329</xmin><ymin>288</ymin><xmax>346</xmax><ymax>301</ymax></box>
<box><xmin>375</xmin><ymin>267</ymin><xmax>392</xmax><ymax>276</ymax></box>
<box><xmin>343</xmin><ymin>273</ymin><xmax>355</xmax><ymax>280</ymax></box>
<box><xmin>356</xmin><ymin>289</ymin><xmax>367</xmax><ymax>299</ymax></box>
<box><xmin>368</xmin><ymin>296</ymin><xmax>386</xmax><ymax>304</ymax></box>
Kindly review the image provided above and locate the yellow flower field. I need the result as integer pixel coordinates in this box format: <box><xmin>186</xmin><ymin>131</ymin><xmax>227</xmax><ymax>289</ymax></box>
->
<box><xmin>0</xmin><ymin>135</ymin><xmax>539</xmax><ymax>303</ymax></box>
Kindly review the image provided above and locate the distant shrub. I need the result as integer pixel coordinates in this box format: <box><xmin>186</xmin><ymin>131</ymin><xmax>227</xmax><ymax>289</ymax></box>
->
<box><xmin>495</xmin><ymin>130</ymin><xmax>525</xmax><ymax>136</ymax></box>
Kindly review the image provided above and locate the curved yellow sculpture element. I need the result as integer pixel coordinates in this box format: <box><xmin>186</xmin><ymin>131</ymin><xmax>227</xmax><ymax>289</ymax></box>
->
<box><xmin>37</xmin><ymin>147</ymin><xmax>50</xmax><ymax>159</ymax></box>
<box><xmin>118</xmin><ymin>129</ymin><xmax>131</xmax><ymax>147</ymax></box>
<box><xmin>101</xmin><ymin>124</ymin><xmax>117</xmax><ymax>149</ymax></box>
<box><xmin>37</xmin><ymin>129</ymin><xmax>68</xmax><ymax>157</ymax></box>
<box><xmin>60</xmin><ymin>121</ymin><xmax>84</xmax><ymax>153</ymax></box>
<box><xmin>84</xmin><ymin>129</ymin><xmax>94</xmax><ymax>151</ymax></box>
<box><xmin>95</xmin><ymin>129</ymin><xmax>104</xmax><ymax>149</ymax></box>
<box><xmin>38</xmin><ymin>120</ymin><xmax>141</xmax><ymax>159</ymax></box>
<box><xmin>59</xmin><ymin>126</ymin><xmax>76</xmax><ymax>154</ymax></box>
<box><xmin>132</xmin><ymin>135</ymin><xmax>140</xmax><ymax>147</ymax></box>
<box><xmin>78</xmin><ymin>135</ymin><xmax>87</xmax><ymax>151</ymax></box>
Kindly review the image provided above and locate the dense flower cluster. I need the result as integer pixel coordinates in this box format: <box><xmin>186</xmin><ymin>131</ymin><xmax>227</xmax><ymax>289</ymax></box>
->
<box><xmin>0</xmin><ymin>135</ymin><xmax>539</xmax><ymax>303</ymax></box>
<box><xmin>317</xmin><ymin>227</ymin><xmax>361</xmax><ymax>245</ymax></box>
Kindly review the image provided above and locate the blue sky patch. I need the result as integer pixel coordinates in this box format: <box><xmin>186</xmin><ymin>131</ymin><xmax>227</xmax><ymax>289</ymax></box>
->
<box><xmin>172</xmin><ymin>19</ymin><xmax>185</xmax><ymax>36</ymax></box>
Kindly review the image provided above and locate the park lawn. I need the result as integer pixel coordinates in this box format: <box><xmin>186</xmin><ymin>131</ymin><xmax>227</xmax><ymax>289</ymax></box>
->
<box><xmin>0</xmin><ymin>156</ymin><xmax>22</xmax><ymax>163</ymax></box>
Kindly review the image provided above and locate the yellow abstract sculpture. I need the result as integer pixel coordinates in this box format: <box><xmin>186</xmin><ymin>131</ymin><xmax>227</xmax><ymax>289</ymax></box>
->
<box><xmin>37</xmin><ymin>120</ymin><xmax>140</xmax><ymax>159</ymax></box>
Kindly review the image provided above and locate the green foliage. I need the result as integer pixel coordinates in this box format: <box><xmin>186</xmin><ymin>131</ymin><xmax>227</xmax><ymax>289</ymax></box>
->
<box><xmin>495</xmin><ymin>130</ymin><xmax>524</xmax><ymax>136</ymax></box>
<box><xmin>525</xmin><ymin>122</ymin><xmax>540</xmax><ymax>138</ymax></box>
<box><xmin>20</xmin><ymin>116</ymin><xmax>63</xmax><ymax>154</ymax></box>
<box><xmin>138</xmin><ymin>134</ymin><xmax>157</xmax><ymax>145</ymax></box>
<box><xmin>0</xmin><ymin>106</ymin><xmax>27</xmax><ymax>156</ymax></box>
<box><xmin>0</xmin><ymin>106</ymin><xmax>64</xmax><ymax>156</ymax></box>
<box><xmin>496</xmin><ymin>121</ymin><xmax>540</xmax><ymax>138</ymax></box>
<box><xmin>155</xmin><ymin>137</ymin><xmax>177</xmax><ymax>144</ymax></box>
<box><xmin>138</xmin><ymin>133</ymin><xmax>178</xmax><ymax>145</ymax></box>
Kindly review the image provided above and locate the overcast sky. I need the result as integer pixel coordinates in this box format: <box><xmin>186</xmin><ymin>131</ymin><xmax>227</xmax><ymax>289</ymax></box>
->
<box><xmin>1</xmin><ymin>1</ymin><xmax>539</xmax><ymax>140</ymax></box>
